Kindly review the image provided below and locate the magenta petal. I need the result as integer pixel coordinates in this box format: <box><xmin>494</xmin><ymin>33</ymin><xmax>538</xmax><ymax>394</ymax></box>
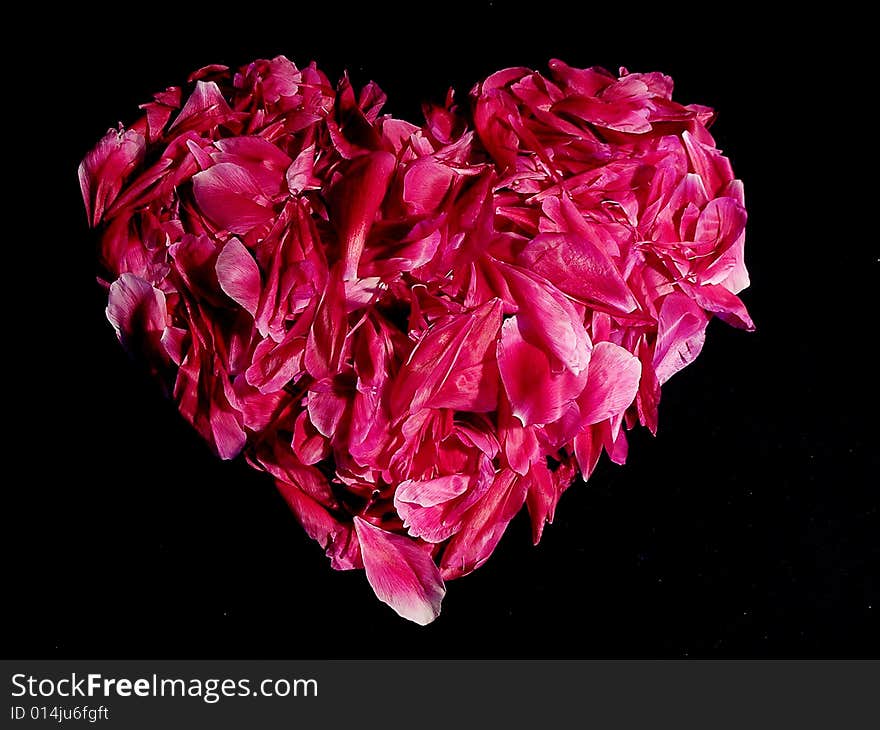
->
<box><xmin>578</xmin><ymin>342</ymin><xmax>642</xmax><ymax>425</ymax></box>
<box><xmin>402</xmin><ymin>157</ymin><xmax>456</xmax><ymax>215</ymax></box>
<box><xmin>653</xmin><ymin>293</ymin><xmax>710</xmax><ymax>384</ymax></box>
<box><xmin>440</xmin><ymin>469</ymin><xmax>528</xmax><ymax>580</ymax></box>
<box><xmin>79</xmin><ymin>127</ymin><xmax>145</xmax><ymax>226</ymax></box>
<box><xmin>245</xmin><ymin>331</ymin><xmax>305</xmax><ymax>394</ymax></box>
<box><xmin>391</xmin><ymin>298</ymin><xmax>502</xmax><ymax>416</ymax></box>
<box><xmin>686</xmin><ymin>282</ymin><xmax>754</xmax><ymax>331</ymax></box>
<box><xmin>168</xmin><ymin>80</ymin><xmax>235</xmax><ymax>133</ymax></box>
<box><xmin>106</xmin><ymin>274</ymin><xmax>168</xmax><ymax>367</ymax></box>
<box><xmin>307</xmin><ymin>385</ymin><xmax>348</xmax><ymax>439</ymax></box>
<box><xmin>519</xmin><ymin>231</ymin><xmax>637</xmax><ymax>312</ymax></box>
<box><xmin>216</xmin><ymin>237</ymin><xmax>261</xmax><ymax>316</ymax></box>
<box><xmin>286</xmin><ymin>144</ymin><xmax>316</xmax><ymax>194</ymax></box>
<box><xmin>212</xmin><ymin>136</ymin><xmax>292</xmax><ymax>195</ymax></box>
<box><xmin>210</xmin><ymin>405</ymin><xmax>247</xmax><ymax>460</ymax></box>
<box><xmin>500</xmin><ymin>262</ymin><xmax>591</xmax><ymax>374</ymax></box>
<box><xmin>394</xmin><ymin>475</ymin><xmax>470</xmax><ymax>543</ymax></box>
<box><xmin>292</xmin><ymin>410</ymin><xmax>330</xmax><ymax>465</ymax></box>
<box><xmin>106</xmin><ymin>273</ymin><xmax>167</xmax><ymax>341</ymax></box>
<box><xmin>304</xmin><ymin>273</ymin><xmax>347</xmax><ymax>380</ymax></box>
<box><xmin>525</xmin><ymin>457</ymin><xmax>576</xmax><ymax>545</ymax></box>
<box><xmin>497</xmin><ymin>316</ymin><xmax>588</xmax><ymax>426</ymax></box>
<box><xmin>330</xmin><ymin>151</ymin><xmax>396</xmax><ymax>280</ymax></box>
<box><xmin>192</xmin><ymin>162</ymin><xmax>273</xmax><ymax>234</ymax></box>
<box><xmin>353</xmin><ymin>516</ymin><xmax>445</xmax><ymax>625</ymax></box>
<box><xmin>276</xmin><ymin>477</ymin><xmax>361</xmax><ymax>571</ymax></box>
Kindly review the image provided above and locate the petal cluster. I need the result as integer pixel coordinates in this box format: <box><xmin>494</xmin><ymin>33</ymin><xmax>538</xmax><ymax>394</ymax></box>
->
<box><xmin>81</xmin><ymin>57</ymin><xmax>752</xmax><ymax>624</ymax></box>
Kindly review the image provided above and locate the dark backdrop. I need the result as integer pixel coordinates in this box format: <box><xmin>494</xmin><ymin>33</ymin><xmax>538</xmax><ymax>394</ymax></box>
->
<box><xmin>6</xmin><ymin>5</ymin><xmax>876</xmax><ymax>657</ymax></box>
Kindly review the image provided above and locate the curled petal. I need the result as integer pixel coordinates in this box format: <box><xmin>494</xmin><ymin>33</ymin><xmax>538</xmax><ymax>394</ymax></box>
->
<box><xmin>79</xmin><ymin>128</ymin><xmax>145</xmax><ymax>226</ymax></box>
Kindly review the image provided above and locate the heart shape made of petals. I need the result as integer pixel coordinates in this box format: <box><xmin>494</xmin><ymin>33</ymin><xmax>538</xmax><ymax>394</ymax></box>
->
<box><xmin>80</xmin><ymin>56</ymin><xmax>753</xmax><ymax>624</ymax></box>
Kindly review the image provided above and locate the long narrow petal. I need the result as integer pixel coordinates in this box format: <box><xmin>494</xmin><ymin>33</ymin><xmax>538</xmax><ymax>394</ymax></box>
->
<box><xmin>330</xmin><ymin>151</ymin><xmax>396</xmax><ymax>280</ymax></box>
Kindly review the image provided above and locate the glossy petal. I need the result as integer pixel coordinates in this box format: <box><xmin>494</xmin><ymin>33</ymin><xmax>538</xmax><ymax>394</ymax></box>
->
<box><xmin>497</xmin><ymin>316</ymin><xmax>588</xmax><ymax>426</ymax></box>
<box><xmin>79</xmin><ymin>128</ymin><xmax>145</xmax><ymax>226</ymax></box>
<box><xmin>192</xmin><ymin>162</ymin><xmax>273</xmax><ymax>234</ymax></box>
<box><xmin>653</xmin><ymin>293</ymin><xmax>710</xmax><ymax>384</ymax></box>
<box><xmin>216</xmin><ymin>237</ymin><xmax>261</xmax><ymax>316</ymax></box>
<box><xmin>391</xmin><ymin>298</ymin><xmax>502</xmax><ymax>416</ymax></box>
<box><xmin>578</xmin><ymin>342</ymin><xmax>642</xmax><ymax>425</ymax></box>
<box><xmin>354</xmin><ymin>517</ymin><xmax>445</xmax><ymax>625</ymax></box>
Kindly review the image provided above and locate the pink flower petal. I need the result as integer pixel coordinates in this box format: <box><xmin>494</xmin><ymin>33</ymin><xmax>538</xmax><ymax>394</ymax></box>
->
<box><xmin>192</xmin><ymin>162</ymin><xmax>274</xmax><ymax>235</ymax></box>
<box><xmin>79</xmin><ymin>127</ymin><xmax>145</xmax><ymax>226</ymax></box>
<box><xmin>653</xmin><ymin>293</ymin><xmax>710</xmax><ymax>384</ymax></box>
<box><xmin>440</xmin><ymin>469</ymin><xmax>528</xmax><ymax>580</ymax></box>
<box><xmin>497</xmin><ymin>316</ymin><xmax>588</xmax><ymax>426</ymax></box>
<box><xmin>519</xmin><ymin>231</ymin><xmax>637</xmax><ymax>313</ymax></box>
<box><xmin>329</xmin><ymin>151</ymin><xmax>396</xmax><ymax>280</ymax></box>
<box><xmin>216</xmin><ymin>237</ymin><xmax>261</xmax><ymax>316</ymax></box>
<box><xmin>578</xmin><ymin>342</ymin><xmax>642</xmax><ymax>425</ymax></box>
<box><xmin>499</xmin><ymin>262</ymin><xmax>592</xmax><ymax>374</ymax></box>
<box><xmin>391</xmin><ymin>298</ymin><xmax>502</xmax><ymax>416</ymax></box>
<box><xmin>353</xmin><ymin>516</ymin><xmax>445</xmax><ymax>625</ymax></box>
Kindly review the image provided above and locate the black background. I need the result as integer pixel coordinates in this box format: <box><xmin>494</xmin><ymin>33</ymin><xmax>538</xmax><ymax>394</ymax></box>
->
<box><xmin>6</xmin><ymin>5</ymin><xmax>876</xmax><ymax>657</ymax></box>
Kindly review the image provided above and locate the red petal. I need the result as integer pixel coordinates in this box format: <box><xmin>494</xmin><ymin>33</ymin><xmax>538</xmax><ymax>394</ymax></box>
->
<box><xmin>78</xmin><ymin>127</ymin><xmax>145</xmax><ymax>226</ymax></box>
